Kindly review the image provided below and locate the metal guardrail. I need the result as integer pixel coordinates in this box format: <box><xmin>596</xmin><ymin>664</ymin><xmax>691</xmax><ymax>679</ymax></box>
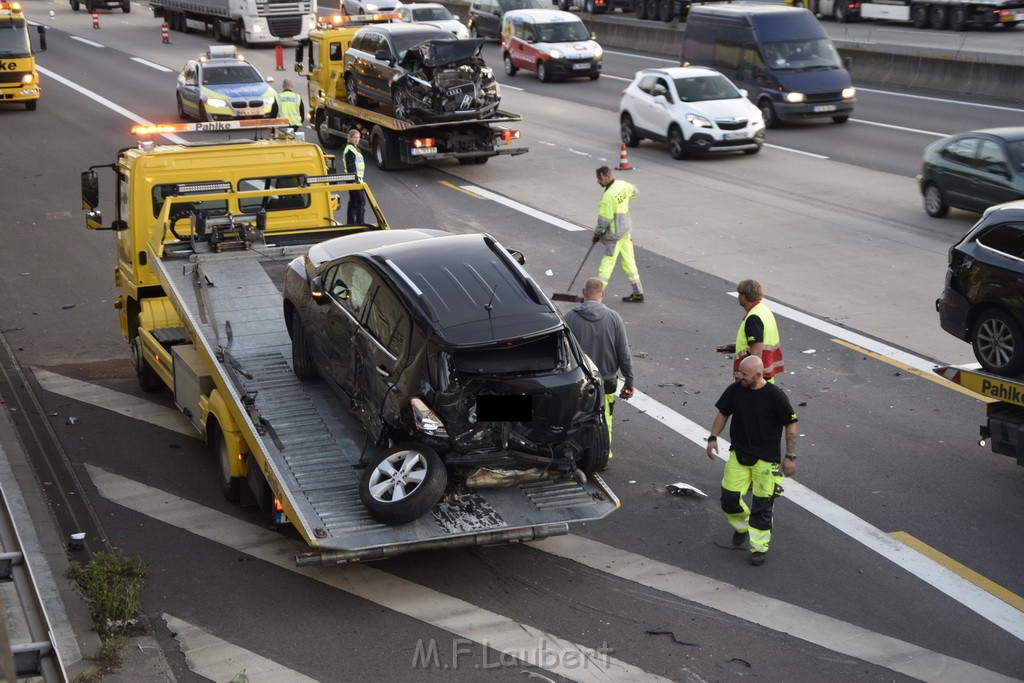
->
<box><xmin>0</xmin><ymin>479</ymin><xmax>68</xmax><ymax>682</ymax></box>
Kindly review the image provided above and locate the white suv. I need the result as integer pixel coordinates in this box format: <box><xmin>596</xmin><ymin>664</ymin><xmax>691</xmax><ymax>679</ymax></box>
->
<box><xmin>619</xmin><ymin>66</ymin><xmax>765</xmax><ymax>160</ymax></box>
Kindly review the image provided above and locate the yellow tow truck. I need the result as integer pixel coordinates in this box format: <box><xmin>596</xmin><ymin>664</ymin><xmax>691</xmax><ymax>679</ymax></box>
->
<box><xmin>295</xmin><ymin>13</ymin><xmax>529</xmax><ymax>170</ymax></box>
<box><xmin>934</xmin><ymin>364</ymin><xmax>1024</xmax><ymax>468</ymax></box>
<box><xmin>82</xmin><ymin>120</ymin><xmax>615</xmax><ymax>564</ymax></box>
<box><xmin>0</xmin><ymin>1</ymin><xmax>45</xmax><ymax>110</ymax></box>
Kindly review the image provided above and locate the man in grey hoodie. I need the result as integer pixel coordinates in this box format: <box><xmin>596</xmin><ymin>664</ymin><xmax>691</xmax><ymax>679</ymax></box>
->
<box><xmin>564</xmin><ymin>278</ymin><xmax>635</xmax><ymax>462</ymax></box>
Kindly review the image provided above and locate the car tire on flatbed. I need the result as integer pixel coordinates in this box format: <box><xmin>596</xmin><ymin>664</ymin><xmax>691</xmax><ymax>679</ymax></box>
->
<box><xmin>578</xmin><ymin>418</ymin><xmax>610</xmax><ymax>474</ymax></box>
<box><xmin>290</xmin><ymin>310</ymin><xmax>318</xmax><ymax>379</ymax></box>
<box><xmin>972</xmin><ymin>308</ymin><xmax>1024</xmax><ymax>376</ymax></box>
<box><xmin>359</xmin><ymin>444</ymin><xmax>447</xmax><ymax>525</ymax></box>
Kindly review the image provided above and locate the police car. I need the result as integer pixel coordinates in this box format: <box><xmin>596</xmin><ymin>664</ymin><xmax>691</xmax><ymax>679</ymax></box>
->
<box><xmin>175</xmin><ymin>46</ymin><xmax>276</xmax><ymax>122</ymax></box>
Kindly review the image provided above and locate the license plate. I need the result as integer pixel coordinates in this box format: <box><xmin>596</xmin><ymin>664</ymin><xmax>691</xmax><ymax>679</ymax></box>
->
<box><xmin>476</xmin><ymin>395</ymin><xmax>532</xmax><ymax>422</ymax></box>
<box><xmin>812</xmin><ymin>104</ymin><xmax>837</xmax><ymax>113</ymax></box>
<box><xmin>724</xmin><ymin>132</ymin><xmax>749</xmax><ymax>140</ymax></box>
<box><xmin>572</xmin><ymin>62</ymin><xmax>590</xmax><ymax>70</ymax></box>
<box><xmin>411</xmin><ymin>147</ymin><xmax>437</xmax><ymax>156</ymax></box>
<box><xmin>238</xmin><ymin>107</ymin><xmax>260</xmax><ymax>116</ymax></box>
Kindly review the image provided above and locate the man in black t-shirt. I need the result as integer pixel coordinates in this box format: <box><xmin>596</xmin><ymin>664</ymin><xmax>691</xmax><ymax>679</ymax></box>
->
<box><xmin>705</xmin><ymin>356</ymin><xmax>798</xmax><ymax>567</ymax></box>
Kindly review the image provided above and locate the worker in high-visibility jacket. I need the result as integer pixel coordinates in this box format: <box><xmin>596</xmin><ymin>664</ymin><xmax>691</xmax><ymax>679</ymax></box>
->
<box><xmin>593</xmin><ymin>166</ymin><xmax>644</xmax><ymax>303</ymax></box>
<box><xmin>273</xmin><ymin>79</ymin><xmax>305</xmax><ymax>127</ymax></box>
<box><xmin>733</xmin><ymin>279</ymin><xmax>784</xmax><ymax>383</ymax></box>
<box><xmin>343</xmin><ymin>129</ymin><xmax>366</xmax><ymax>225</ymax></box>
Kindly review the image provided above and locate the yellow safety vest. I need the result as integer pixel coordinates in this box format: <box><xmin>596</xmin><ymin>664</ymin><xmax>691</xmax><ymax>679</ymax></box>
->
<box><xmin>734</xmin><ymin>301</ymin><xmax>784</xmax><ymax>381</ymax></box>
<box><xmin>277</xmin><ymin>90</ymin><xmax>302</xmax><ymax>126</ymax></box>
<box><xmin>343</xmin><ymin>143</ymin><xmax>365</xmax><ymax>180</ymax></box>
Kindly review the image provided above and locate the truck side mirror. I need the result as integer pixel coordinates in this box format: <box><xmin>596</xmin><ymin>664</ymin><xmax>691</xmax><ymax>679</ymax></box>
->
<box><xmin>81</xmin><ymin>170</ymin><xmax>99</xmax><ymax>210</ymax></box>
<box><xmin>37</xmin><ymin>25</ymin><xmax>47</xmax><ymax>51</ymax></box>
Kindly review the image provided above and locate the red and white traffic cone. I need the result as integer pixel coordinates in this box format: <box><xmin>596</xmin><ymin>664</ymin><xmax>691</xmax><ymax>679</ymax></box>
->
<box><xmin>161</xmin><ymin>22</ymin><xmax>170</xmax><ymax>43</ymax></box>
<box><xmin>617</xmin><ymin>142</ymin><xmax>632</xmax><ymax>171</ymax></box>
<box><xmin>91</xmin><ymin>10</ymin><xmax>100</xmax><ymax>28</ymax></box>
<box><xmin>275</xmin><ymin>45</ymin><xmax>284</xmax><ymax>70</ymax></box>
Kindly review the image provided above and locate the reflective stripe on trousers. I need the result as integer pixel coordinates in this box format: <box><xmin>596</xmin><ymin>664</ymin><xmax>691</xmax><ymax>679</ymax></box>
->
<box><xmin>720</xmin><ymin>452</ymin><xmax>779</xmax><ymax>553</ymax></box>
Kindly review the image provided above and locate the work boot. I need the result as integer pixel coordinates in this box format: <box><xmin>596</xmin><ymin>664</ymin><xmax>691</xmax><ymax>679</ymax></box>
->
<box><xmin>749</xmin><ymin>551</ymin><xmax>766</xmax><ymax>567</ymax></box>
<box><xmin>622</xmin><ymin>292</ymin><xmax>644</xmax><ymax>303</ymax></box>
<box><xmin>731</xmin><ymin>530</ymin><xmax>748</xmax><ymax>547</ymax></box>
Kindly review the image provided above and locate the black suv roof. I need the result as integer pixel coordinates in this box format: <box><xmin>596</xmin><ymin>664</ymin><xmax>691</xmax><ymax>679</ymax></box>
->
<box><xmin>365</xmin><ymin>233</ymin><xmax>562</xmax><ymax>345</ymax></box>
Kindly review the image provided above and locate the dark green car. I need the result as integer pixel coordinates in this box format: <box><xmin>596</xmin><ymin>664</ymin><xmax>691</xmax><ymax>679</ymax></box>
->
<box><xmin>919</xmin><ymin>127</ymin><xmax>1024</xmax><ymax>218</ymax></box>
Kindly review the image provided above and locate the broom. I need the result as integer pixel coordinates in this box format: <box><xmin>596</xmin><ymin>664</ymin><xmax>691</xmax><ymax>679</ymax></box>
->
<box><xmin>551</xmin><ymin>241</ymin><xmax>597</xmax><ymax>303</ymax></box>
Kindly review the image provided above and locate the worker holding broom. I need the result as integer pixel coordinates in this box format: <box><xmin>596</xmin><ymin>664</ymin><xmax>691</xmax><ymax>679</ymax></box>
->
<box><xmin>594</xmin><ymin>166</ymin><xmax>644</xmax><ymax>303</ymax></box>
<box><xmin>564</xmin><ymin>278</ymin><xmax>634</xmax><ymax>466</ymax></box>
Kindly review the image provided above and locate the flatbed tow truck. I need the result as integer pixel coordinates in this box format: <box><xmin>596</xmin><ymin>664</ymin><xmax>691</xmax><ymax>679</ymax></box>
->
<box><xmin>934</xmin><ymin>364</ymin><xmax>1024</xmax><ymax>468</ymax></box>
<box><xmin>295</xmin><ymin>13</ymin><xmax>529</xmax><ymax>170</ymax></box>
<box><xmin>82</xmin><ymin>120</ymin><xmax>616</xmax><ymax>564</ymax></box>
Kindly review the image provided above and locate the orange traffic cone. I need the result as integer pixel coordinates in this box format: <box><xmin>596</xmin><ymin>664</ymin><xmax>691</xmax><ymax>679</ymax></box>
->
<box><xmin>617</xmin><ymin>143</ymin><xmax>631</xmax><ymax>171</ymax></box>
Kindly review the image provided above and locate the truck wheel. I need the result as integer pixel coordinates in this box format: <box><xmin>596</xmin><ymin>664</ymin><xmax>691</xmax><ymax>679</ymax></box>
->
<box><xmin>759</xmin><ymin>99</ymin><xmax>778</xmax><ymax>129</ymax></box>
<box><xmin>537</xmin><ymin>61</ymin><xmax>551</xmax><ymax>83</ymax></box>
<box><xmin>668</xmin><ymin>125</ymin><xmax>689</xmax><ymax>160</ymax></box>
<box><xmin>372</xmin><ymin>132</ymin><xmax>394</xmax><ymax>171</ymax></box>
<box><xmin>316</xmin><ymin>114</ymin><xmax>342</xmax><ymax>149</ymax></box>
<box><xmin>359</xmin><ymin>444</ymin><xmax>447</xmax><ymax>525</ymax></box>
<box><xmin>121</xmin><ymin>2</ymin><xmax>130</xmax><ymax>13</ymax></box>
<box><xmin>635</xmin><ymin>0</ymin><xmax>647</xmax><ymax>19</ymax></box>
<box><xmin>930</xmin><ymin>5</ymin><xmax>949</xmax><ymax>29</ymax></box>
<box><xmin>657</xmin><ymin>0</ymin><xmax>671</xmax><ymax>22</ymax></box>
<box><xmin>503</xmin><ymin>53</ymin><xmax>518</xmax><ymax>76</ymax></box>
<box><xmin>578</xmin><ymin>418</ymin><xmax>610</xmax><ymax>474</ymax></box>
<box><xmin>833</xmin><ymin>0</ymin><xmax>850</xmax><ymax>22</ymax></box>
<box><xmin>290</xmin><ymin>310</ymin><xmax>318</xmax><ymax>380</ymax></box>
<box><xmin>911</xmin><ymin>4</ymin><xmax>928</xmax><ymax>27</ymax></box>
<box><xmin>131</xmin><ymin>336</ymin><xmax>164</xmax><ymax>393</ymax></box>
<box><xmin>211</xmin><ymin>423</ymin><xmax>242</xmax><ymax>504</ymax></box>
<box><xmin>923</xmin><ymin>183</ymin><xmax>949</xmax><ymax>218</ymax></box>
<box><xmin>972</xmin><ymin>309</ymin><xmax>1024</xmax><ymax>376</ymax></box>
<box><xmin>949</xmin><ymin>6</ymin><xmax>968</xmax><ymax>30</ymax></box>
<box><xmin>620</xmin><ymin>112</ymin><xmax>641</xmax><ymax>148</ymax></box>
<box><xmin>645</xmin><ymin>0</ymin><xmax>658</xmax><ymax>21</ymax></box>
<box><xmin>25</xmin><ymin>100</ymin><xmax>37</xmax><ymax>111</ymax></box>
<box><xmin>70</xmin><ymin>0</ymin><xmax>80</xmax><ymax>10</ymax></box>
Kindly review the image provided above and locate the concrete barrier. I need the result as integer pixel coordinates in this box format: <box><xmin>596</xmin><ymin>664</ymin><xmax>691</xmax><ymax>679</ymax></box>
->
<box><xmin>442</xmin><ymin>0</ymin><xmax>1024</xmax><ymax>102</ymax></box>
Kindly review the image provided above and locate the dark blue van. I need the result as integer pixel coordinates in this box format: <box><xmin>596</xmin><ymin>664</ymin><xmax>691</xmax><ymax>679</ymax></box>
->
<box><xmin>681</xmin><ymin>4</ymin><xmax>855</xmax><ymax>128</ymax></box>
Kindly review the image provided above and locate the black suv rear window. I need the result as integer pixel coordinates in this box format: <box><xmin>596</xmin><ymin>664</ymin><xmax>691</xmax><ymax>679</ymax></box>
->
<box><xmin>452</xmin><ymin>333</ymin><xmax>560</xmax><ymax>374</ymax></box>
<box><xmin>977</xmin><ymin>223</ymin><xmax>1024</xmax><ymax>259</ymax></box>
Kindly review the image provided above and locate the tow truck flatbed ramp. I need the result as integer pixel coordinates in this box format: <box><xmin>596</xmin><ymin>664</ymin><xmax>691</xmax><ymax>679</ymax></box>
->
<box><xmin>155</xmin><ymin>246</ymin><xmax>618</xmax><ymax>563</ymax></box>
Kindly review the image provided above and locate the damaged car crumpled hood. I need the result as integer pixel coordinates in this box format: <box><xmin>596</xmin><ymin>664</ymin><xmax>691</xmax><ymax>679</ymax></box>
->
<box><xmin>392</xmin><ymin>38</ymin><xmax>501</xmax><ymax>122</ymax></box>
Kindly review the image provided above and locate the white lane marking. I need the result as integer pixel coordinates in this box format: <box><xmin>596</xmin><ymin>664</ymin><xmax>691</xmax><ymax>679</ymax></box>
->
<box><xmin>69</xmin><ymin>36</ymin><xmax>104</xmax><ymax>48</ymax></box>
<box><xmin>461</xmin><ymin>185</ymin><xmax>586</xmax><ymax>231</ymax></box>
<box><xmin>602</xmin><ymin>49</ymin><xmax>676</xmax><ymax>63</ymax></box>
<box><xmin>857</xmin><ymin>87</ymin><xmax>1024</xmax><ymax>114</ymax></box>
<box><xmin>627</xmin><ymin>386</ymin><xmax>1024</xmax><ymax>643</ymax></box>
<box><xmin>163</xmin><ymin>614</ymin><xmax>318</xmax><ymax>682</ymax></box>
<box><xmin>599</xmin><ymin>74</ymin><xmax>632</xmax><ymax>82</ymax></box>
<box><xmin>534</xmin><ymin>536</ymin><xmax>1017</xmax><ymax>683</ymax></box>
<box><xmin>848</xmin><ymin>118</ymin><xmax>947</xmax><ymax>137</ymax></box>
<box><xmin>763</xmin><ymin>143</ymin><xmax>829</xmax><ymax>159</ymax></box>
<box><xmin>32</xmin><ymin>368</ymin><xmax>196</xmax><ymax>436</ymax></box>
<box><xmin>37</xmin><ymin>66</ymin><xmax>188</xmax><ymax>145</ymax></box>
<box><xmin>501</xmin><ymin>83</ymin><xmax>525</xmax><ymax>91</ymax></box>
<box><xmin>88</xmin><ymin>466</ymin><xmax>671</xmax><ymax>683</ymax></box>
<box><xmin>728</xmin><ymin>293</ymin><xmax>941</xmax><ymax>373</ymax></box>
<box><xmin>131</xmin><ymin>57</ymin><xmax>173</xmax><ymax>73</ymax></box>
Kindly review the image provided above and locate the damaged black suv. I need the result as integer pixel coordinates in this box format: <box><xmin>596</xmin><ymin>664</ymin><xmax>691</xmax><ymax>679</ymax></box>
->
<box><xmin>343</xmin><ymin>23</ymin><xmax>500</xmax><ymax>122</ymax></box>
<box><xmin>283</xmin><ymin>230</ymin><xmax>608</xmax><ymax>525</ymax></box>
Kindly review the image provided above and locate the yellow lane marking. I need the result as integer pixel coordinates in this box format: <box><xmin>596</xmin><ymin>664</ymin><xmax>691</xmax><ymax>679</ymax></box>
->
<box><xmin>831</xmin><ymin>338</ymin><xmax>994</xmax><ymax>403</ymax></box>
<box><xmin>438</xmin><ymin>180</ymin><xmax>485</xmax><ymax>199</ymax></box>
<box><xmin>889</xmin><ymin>532</ymin><xmax>1024</xmax><ymax>613</ymax></box>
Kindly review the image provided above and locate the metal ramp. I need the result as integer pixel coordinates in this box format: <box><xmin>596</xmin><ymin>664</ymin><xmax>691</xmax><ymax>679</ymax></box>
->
<box><xmin>155</xmin><ymin>246</ymin><xmax>618</xmax><ymax>563</ymax></box>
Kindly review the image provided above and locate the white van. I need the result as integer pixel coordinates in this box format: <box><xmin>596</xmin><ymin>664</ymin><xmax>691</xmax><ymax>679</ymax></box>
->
<box><xmin>500</xmin><ymin>9</ymin><xmax>602</xmax><ymax>82</ymax></box>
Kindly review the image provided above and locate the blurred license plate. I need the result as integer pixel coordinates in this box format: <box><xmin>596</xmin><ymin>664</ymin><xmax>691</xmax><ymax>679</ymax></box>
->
<box><xmin>813</xmin><ymin>104</ymin><xmax>837</xmax><ymax>113</ymax></box>
<box><xmin>572</xmin><ymin>63</ymin><xmax>590</xmax><ymax>70</ymax></box>
<box><xmin>476</xmin><ymin>395</ymin><xmax>532</xmax><ymax>422</ymax></box>
<box><xmin>724</xmin><ymin>132</ymin><xmax>748</xmax><ymax>140</ymax></box>
<box><xmin>238</xmin><ymin>108</ymin><xmax>260</xmax><ymax>116</ymax></box>
<box><xmin>411</xmin><ymin>147</ymin><xmax>437</xmax><ymax>156</ymax></box>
